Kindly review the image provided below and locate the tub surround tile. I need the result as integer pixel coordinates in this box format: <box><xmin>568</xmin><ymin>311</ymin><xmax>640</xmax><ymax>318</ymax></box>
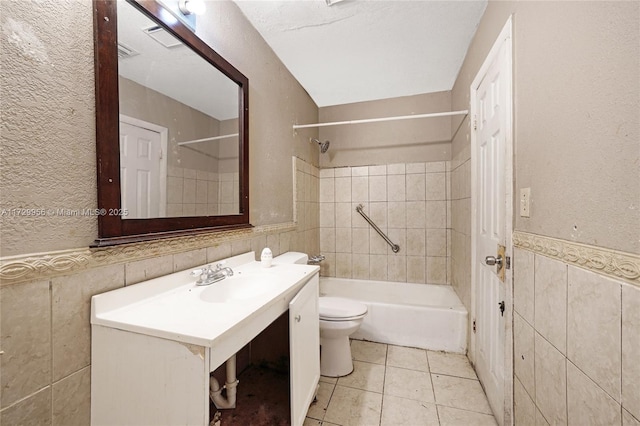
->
<box><xmin>385</xmin><ymin>366</ymin><xmax>434</xmax><ymax>403</ymax></box>
<box><xmin>369</xmin><ymin>175</ymin><xmax>387</xmax><ymax>202</ymax></box>
<box><xmin>334</xmin><ymin>177</ymin><xmax>352</xmax><ymax>202</ymax></box>
<box><xmin>426</xmin><ymin>351</ymin><xmax>476</xmax><ymax>380</ymax></box>
<box><xmin>306</xmin><ymin>381</ymin><xmax>335</xmax><ymax>420</ymax></box>
<box><xmin>407</xmin><ymin>256</ymin><xmax>426</xmax><ymax>283</ymax></box>
<box><xmin>406</xmin><ymin>201</ymin><xmax>426</xmax><ymax>229</ymax></box>
<box><xmin>337</xmin><ymin>360</ymin><xmax>385</xmax><ymax>393</ymax></box>
<box><xmin>386</xmin><ymin>346</ymin><xmax>429</xmax><ymax>372</ymax></box>
<box><xmin>567</xmin><ymin>266</ymin><xmax>621</xmax><ymax>402</ymax></box>
<box><xmin>320</xmin><ymin>178</ymin><xmax>335</xmax><ymax>202</ymax></box>
<box><xmin>351</xmin><ymin>176</ymin><xmax>369</xmax><ymax>202</ymax></box>
<box><xmin>387</xmin><ymin>163</ymin><xmax>406</xmax><ymax>175</ymax></box>
<box><xmin>381</xmin><ymin>395</ymin><xmax>439</xmax><ymax>426</ymax></box>
<box><xmin>427</xmin><ymin>229</ymin><xmax>447</xmax><ymax>257</ymax></box>
<box><xmin>432</xmin><ymin>374</ymin><xmax>492</xmax><ymax>414</ymax></box>
<box><xmin>387</xmin><ymin>175</ymin><xmax>406</xmax><ymax>201</ymax></box>
<box><xmin>0</xmin><ymin>280</ymin><xmax>51</xmax><ymax>409</ymax></box>
<box><xmin>534</xmin><ymin>255</ymin><xmax>567</xmax><ymax>354</ymax></box>
<box><xmin>320</xmin><ymin>228</ymin><xmax>336</xmax><ymax>253</ymax></box>
<box><xmin>0</xmin><ymin>386</ymin><xmax>51</xmax><ymax>426</ymax></box>
<box><xmin>368</xmin><ymin>165</ymin><xmax>387</xmax><ymax>176</ymax></box>
<box><xmin>52</xmin><ymin>366</ymin><xmax>91</xmax><ymax>426</ymax></box>
<box><xmin>323</xmin><ymin>385</ymin><xmax>382</xmax><ymax>426</ymax></box>
<box><xmin>370</xmin><ymin>229</ymin><xmax>389</xmax><ymax>255</ymax></box>
<box><xmin>514</xmin><ymin>248</ymin><xmax>535</xmax><ymax>325</ymax></box>
<box><xmin>351</xmin><ymin>254</ymin><xmax>370</xmax><ymax>280</ymax></box>
<box><xmin>425</xmin><ymin>201</ymin><xmax>447</xmax><ymax>229</ymax></box>
<box><xmin>335</xmin><ymin>228</ymin><xmax>352</xmax><ymax>254</ymax></box>
<box><xmin>406</xmin><ymin>229</ymin><xmax>426</xmax><ymax>256</ymax></box>
<box><xmin>335</xmin><ymin>203</ymin><xmax>352</xmax><ymax>228</ymax></box>
<box><xmin>52</xmin><ymin>264</ymin><xmax>125</xmax><ymax>381</ymax></box>
<box><xmin>369</xmin><ymin>255</ymin><xmax>388</xmax><ymax>281</ymax></box>
<box><xmin>351</xmin><ymin>340</ymin><xmax>387</xmax><ymax>365</ymax></box>
<box><xmin>426</xmin><ymin>161</ymin><xmax>446</xmax><ymax>173</ymax></box>
<box><xmin>406</xmin><ymin>174</ymin><xmax>426</xmax><ymax>201</ymax></box>
<box><xmin>351</xmin><ymin>229</ymin><xmax>370</xmax><ymax>254</ymax></box>
<box><xmin>567</xmin><ymin>361</ymin><xmax>621</xmax><ymax>426</ymax></box>
<box><xmin>534</xmin><ymin>333</ymin><xmax>567</xmax><ymax>425</ymax></box>
<box><xmin>513</xmin><ymin>312</ymin><xmax>535</xmax><ymax>397</ymax></box>
<box><xmin>622</xmin><ymin>284</ymin><xmax>640</xmax><ymax>419</ymax></box>
<box><xmin>387</xmin><ymin>202</ymin><xmax>407</xmax><ymax>228</ymax></box>
<box><xmin>437</xmin><ymin>405</ymin><xmax>497</xmax><ymax>426</ymax></box>
<box><xmin>388</xmin><ymin>255</ymin><xmax>407</xmax><ymax>282</ymax></box>
<box><xmin>319</xmin><ymin>203</ymin><xmax>336</xmax><ymax>228</ymax></box>
<box><xmin>427</xmin><ymin>257</ymin><xmax>447</xmax><ymax>284</ymax></box>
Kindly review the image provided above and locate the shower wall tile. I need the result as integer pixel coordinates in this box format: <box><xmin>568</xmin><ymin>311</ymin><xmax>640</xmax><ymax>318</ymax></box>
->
<box><xmin>370</xmin><ymin>255</ymin><xmax>388</xmax><ymax>281</ymax></box>
<box><xmin>368</xmin><ymin>165</ymin><xmax>386</xmax><ymax>176</ymax></box>
<box><xmin>369</xmin><ymin>176</ymin><xmax>387</xmax><ymax>201</ymax></box>
<box><xmin>352</xmin><ymin>254</ymin><xmax>370</xmax><ymax>280</ymax></box>
<box><xmin>622</xmin><ymin>284</ymin><xmax>640</xmax><ymax>419</ymax></box>
<box><xmin>407</xmin><ymin>256</ymin><xmax>426</xmax><ymax>283</ymax></box>
<box><xmin>319</xmin><ymin>161</ymin><xmax>450</xmax><ymax>285</ymax></box>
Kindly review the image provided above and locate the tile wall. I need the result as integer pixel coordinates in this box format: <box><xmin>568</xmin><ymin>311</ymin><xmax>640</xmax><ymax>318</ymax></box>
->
<box><xmin>318</xmin><ymin>162</ymin><xmax>451</xmax><ymax>284</ymax></box>
<box><xmin>0</xmin><ymin>158</ymin><xmax>318</xmax><ymax>425</ymax></box>
<box><xmin>512</xmin><ymin>247</ymin><xmax>640</xmax><ymax>425</ymax></box>
<box><xmin>450</xmin><ymin>146</ymin><xmax>472</xmax><ymax>311</ymax></box>
<box><xmin>166</xmin><ymin>166</ymin><xmax>239</xmax><ymax>217</ymax></box>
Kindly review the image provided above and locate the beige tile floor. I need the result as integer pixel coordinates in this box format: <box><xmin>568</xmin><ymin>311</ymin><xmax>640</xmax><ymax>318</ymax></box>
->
<box><xmin>304</xmin><ymin>340</ymin><xmax>497</xmax><ymax>426</ymax></box>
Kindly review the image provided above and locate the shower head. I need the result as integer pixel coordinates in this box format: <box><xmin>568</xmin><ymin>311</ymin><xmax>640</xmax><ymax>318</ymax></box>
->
<box><xmin>311</xmin><ymin>138</ymin><xmax>330</xmax><ymax>154</ymax></box>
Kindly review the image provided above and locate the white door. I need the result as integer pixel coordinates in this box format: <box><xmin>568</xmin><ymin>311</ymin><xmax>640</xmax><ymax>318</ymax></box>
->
<box><xmin>289</xmin><ymin>274</ymin><xmax>320</xmax><ymax>426</ymax></box>
<box><xmin>471</xmin><ymin>18</ymin><xmax>513</xmax><ymax>426</ymax></box>
<box><xmin>119</xmin><ymin>119</ymin><xmax>166</xmax><ymax>218</ymax></box>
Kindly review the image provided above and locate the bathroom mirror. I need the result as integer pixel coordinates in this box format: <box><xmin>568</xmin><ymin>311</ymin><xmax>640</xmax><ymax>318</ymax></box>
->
<box><xmin>93</xmin><ymin>0</ymin><xmax>250</xmax><ymax>246</ymax></box>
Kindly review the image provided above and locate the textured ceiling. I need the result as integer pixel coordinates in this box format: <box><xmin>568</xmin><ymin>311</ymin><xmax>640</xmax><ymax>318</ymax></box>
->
<box><xmin>234</xmin><ymin>0</ymin><xmax>487</xmax><ymax>107</ymax></box>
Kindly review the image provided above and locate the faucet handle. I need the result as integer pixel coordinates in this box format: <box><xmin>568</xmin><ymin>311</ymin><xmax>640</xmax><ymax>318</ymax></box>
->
<box><xmin>215</xmin><ymin>261</ymin><xmax>227</xmax><ymax>271</ymax></box>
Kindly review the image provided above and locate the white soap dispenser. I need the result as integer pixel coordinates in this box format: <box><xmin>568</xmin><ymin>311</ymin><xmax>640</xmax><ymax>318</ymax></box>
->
<box><xmin>260</xmin><ymin>247</ymin><xmax>273</xmax><ymax>268</ymax></box>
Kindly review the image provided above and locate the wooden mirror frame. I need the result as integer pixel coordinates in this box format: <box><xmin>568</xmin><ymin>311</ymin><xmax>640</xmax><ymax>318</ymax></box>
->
<box><xmin>92</xmin><ymin>0</ymin><xmax>250</xmax><ymax>247</ymax></box>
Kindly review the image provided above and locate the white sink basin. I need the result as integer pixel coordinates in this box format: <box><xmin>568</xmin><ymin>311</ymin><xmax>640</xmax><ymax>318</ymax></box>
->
<box><xmin>199</xmin><ymin>274</ymin><xmax>277</xmax><ymax>303</ymax></box>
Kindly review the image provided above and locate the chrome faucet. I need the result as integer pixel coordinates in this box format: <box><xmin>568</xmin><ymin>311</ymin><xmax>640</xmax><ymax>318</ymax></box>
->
<box><xmin>191</xmin><ymin>263</ymin><xmax>234</xmax><ymax>286</ymax></box>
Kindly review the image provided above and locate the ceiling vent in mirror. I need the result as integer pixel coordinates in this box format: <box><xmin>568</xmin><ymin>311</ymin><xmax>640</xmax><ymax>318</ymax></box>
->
<box><xmin>117</xmin><ymin>42</ymin><xmax>139</xmax><ymax>59</ymax></box>
<box><xmin>143</xmin><ymin>25</ymin><xmax>182</xmax><ymax>48</ymax></box>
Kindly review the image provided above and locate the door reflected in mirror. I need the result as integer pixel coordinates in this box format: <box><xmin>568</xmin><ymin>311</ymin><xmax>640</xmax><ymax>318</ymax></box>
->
<box><xmin>117</xmin><ymin>0</ymin><xmax>239</xmax><ymax>219</ymax></box>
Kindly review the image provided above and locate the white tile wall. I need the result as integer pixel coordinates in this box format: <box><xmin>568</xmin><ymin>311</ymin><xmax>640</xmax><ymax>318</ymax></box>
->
<box><xmin>319</xmin><ymin>162</ymin><xmax>450</xmax><ymax>285</ymax></box>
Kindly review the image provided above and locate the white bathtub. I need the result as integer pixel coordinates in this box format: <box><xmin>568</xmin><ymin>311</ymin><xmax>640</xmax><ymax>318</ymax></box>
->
<box><xmin>319</xmin><ymin>277</ymin><xmax>467</xmax><ymax>353</ymax></box>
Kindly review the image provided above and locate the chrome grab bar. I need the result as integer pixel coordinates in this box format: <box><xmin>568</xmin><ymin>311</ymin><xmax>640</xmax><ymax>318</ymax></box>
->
<box><xmin>355</xmin><ymin>204</ymin><xmax>400</xmax><ymax>253</ymax></box>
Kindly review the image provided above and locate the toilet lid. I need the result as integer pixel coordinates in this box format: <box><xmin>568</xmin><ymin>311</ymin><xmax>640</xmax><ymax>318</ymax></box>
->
<box><xmin>319</xmin><ymin>297</ymin><xmax>367</xmax><ymax>320</ymax></box>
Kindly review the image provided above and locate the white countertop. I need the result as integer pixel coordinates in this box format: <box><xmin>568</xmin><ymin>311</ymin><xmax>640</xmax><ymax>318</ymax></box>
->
<box><xmin>91</xmin><ymin>252</ymin><xmax>319</xmax><ymax>348</ymax></box>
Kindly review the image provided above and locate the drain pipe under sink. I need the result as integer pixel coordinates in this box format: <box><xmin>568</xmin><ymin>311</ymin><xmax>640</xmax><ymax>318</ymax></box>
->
<box><xmin>210</xmin><ymin>355</ymin><xmax>239</xmax><ymax>409</ymax></box>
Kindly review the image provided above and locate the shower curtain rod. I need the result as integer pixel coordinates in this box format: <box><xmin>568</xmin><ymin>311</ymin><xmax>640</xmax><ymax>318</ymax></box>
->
<box><xmin>292</xmin><ymin>110</ymin><xmax>468</xmax><ymax>129</ymax></box>
<box><xmin>177</xmin><ymin>133</ymin><xmax>239</xmax><ymax>146</ymax></box>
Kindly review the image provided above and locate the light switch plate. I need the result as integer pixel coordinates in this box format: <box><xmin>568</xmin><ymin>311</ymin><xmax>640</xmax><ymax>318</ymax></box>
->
<box><xmin>520</xmin><ymin>188</ymin><xmax>531</xmax><ymax>217</ymax></box>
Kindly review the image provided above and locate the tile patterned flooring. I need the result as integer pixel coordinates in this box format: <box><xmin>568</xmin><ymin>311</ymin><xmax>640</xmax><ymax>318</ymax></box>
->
<box><xmin>303</xmin><ymin>340</ymin><xmax>497</xmax><ymax>426</ymax></box>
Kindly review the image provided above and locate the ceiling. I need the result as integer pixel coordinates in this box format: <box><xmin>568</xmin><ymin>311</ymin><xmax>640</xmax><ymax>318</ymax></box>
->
<box><xmin>233</xmin><ymin>0</ymin><xmax>487</xmax><ymax>107</ymax></box>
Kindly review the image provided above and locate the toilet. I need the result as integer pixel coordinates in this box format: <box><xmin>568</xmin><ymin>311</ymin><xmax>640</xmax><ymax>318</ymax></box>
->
<box><xmin>273</xmin><ymin>252</ymin><xmax>368</xmax><ymax>377</ymax></box>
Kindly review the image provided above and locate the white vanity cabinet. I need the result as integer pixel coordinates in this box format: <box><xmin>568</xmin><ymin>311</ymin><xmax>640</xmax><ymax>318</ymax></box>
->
<box><xmin>90</xmin><ymin>255</ymin><xmax>319</xmax><ymax>426</ymax></box>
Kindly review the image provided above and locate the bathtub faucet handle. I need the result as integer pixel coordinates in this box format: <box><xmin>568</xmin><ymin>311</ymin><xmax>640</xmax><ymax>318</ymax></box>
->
<box><xmin>308</xmin><ymin>254</ymin><xmax>325</xmax><ymax>264</ymax></box>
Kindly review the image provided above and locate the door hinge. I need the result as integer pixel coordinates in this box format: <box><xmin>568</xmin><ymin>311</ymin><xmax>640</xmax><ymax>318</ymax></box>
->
<box><xmin>472</xmin><ymin>320</ymin><xmax>476</xmax><ymax>333</ymax></box>
<box><xmin>506</xmin><ymin>255</ymin><xmax>511</xmax><ymax>270</ymax></box>
<box><xmin>473</xmin><ymin>116</ymin><xmax>477</xmax><ymax>130</ymax></box>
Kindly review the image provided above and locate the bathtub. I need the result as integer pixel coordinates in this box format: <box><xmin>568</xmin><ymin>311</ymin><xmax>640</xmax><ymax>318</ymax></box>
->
<box><xmin>319</xmin><ymin>277</ymin><xmax>467</xmax><ymax>353</ymax></box>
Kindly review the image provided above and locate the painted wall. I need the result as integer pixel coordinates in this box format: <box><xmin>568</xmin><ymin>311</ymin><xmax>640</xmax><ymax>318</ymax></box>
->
<box><xmin>452</xmin><ymin>1</ymin><xmax>639</xmax><ymax>255</ymax></box>
<box><xmin>318</xmin><ymin>92</ymin><xmax>452</xmax><ymax>168</ymax></box>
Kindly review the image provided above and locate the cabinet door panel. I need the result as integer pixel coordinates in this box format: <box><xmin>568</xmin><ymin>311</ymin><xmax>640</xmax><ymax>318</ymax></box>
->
<box><xmin>289</xmin><ymin>274</ymin><xmax>320</xmax><ymax>426</ymax></box>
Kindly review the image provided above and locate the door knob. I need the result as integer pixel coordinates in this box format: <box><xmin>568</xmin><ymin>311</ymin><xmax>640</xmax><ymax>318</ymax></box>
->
<box><xmin>485</xmin><ymin>255</ymin><xmax>503</xmax><ymax>266</ymax></box>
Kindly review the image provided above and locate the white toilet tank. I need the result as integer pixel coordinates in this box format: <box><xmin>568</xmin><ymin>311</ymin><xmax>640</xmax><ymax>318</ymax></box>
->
<box><xmin>272</xmin><ymin>251</ymin><xmax>309</xmax><ymax>265</ymax></box>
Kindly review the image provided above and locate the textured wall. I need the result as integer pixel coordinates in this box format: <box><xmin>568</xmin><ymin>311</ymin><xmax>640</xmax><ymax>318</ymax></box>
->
<box><xmin>318</xmin><ymin>92</ymin><xmax>452</xmax><ymax>168</ymax></box>
<box><xmin>452</xmin><ymin>1</ymin><xmax>640</xmax><ymax>255</ymax></box>
<box><xmin>0</xmin><ymin>0</ymin><xmax>319</xmax><ymax>257</ymax></box>
<box><xmin>0</xmin><ymin>0</ymin><xmax>97</xmax><ymax>256</ymax></box>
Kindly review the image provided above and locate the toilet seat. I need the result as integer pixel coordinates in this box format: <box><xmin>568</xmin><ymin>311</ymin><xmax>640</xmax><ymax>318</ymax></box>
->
<box><xmin>319</xmin><ymin>297</ymin><xmax>367</xmax><ymax>321</ymax></box>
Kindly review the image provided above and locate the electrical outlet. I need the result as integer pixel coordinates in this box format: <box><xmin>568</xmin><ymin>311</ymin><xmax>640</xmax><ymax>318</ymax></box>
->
<box><xmin>520</xmin><ymin>188</ymin><xmax>531</xmax><ymax>217</ymax></box>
